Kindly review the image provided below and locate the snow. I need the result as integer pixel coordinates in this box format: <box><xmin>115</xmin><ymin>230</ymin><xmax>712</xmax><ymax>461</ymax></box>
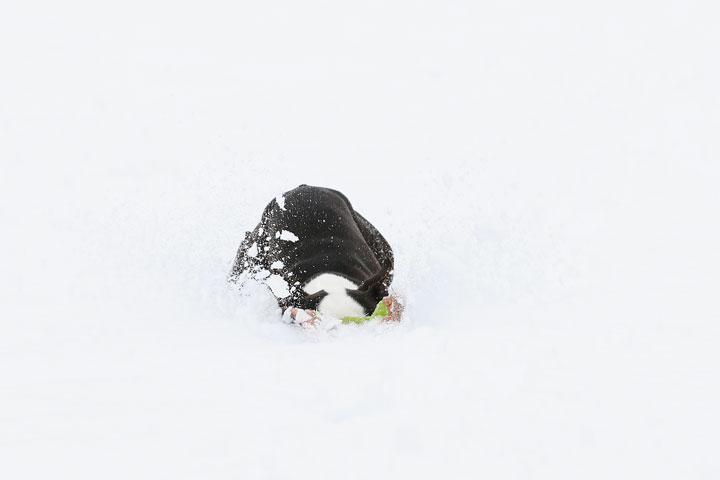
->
<box><xmin>265</xmin><ymin>274</ymin><xmax>290</xmax><ymax>299</ymax></box>
<box><xmin>279</xmin><ymin>230</ymin><xmax>300</xmax><ymax>242</ymax></box>
<box><xmin>275</xmin><ymin>194</ymin><xmax>286</xmax><ymax>211</ymax></box>
<box><xmin>2</xmin><ymin>1</ymin><xmax>720</xmax><ymax>479</ymax></box>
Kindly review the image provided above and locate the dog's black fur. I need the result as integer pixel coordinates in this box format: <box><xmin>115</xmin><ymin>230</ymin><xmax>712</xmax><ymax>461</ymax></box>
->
<box><xmin>229</xmin><ymin>185</ymin><xmax>394</xmax><ymax>315</ymax></box>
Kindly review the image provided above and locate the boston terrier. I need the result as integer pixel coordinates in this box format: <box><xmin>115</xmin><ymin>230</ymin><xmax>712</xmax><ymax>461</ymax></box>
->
<box><xmin>229</xmin><ymin>185</ymin><xmax>395</xmax><ymax>320</ymax></box>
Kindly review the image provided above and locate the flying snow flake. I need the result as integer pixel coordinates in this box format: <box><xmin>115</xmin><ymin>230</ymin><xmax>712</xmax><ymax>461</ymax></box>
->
<box><xmin>279</xmin><ymin>230</ymin><xmax>299</xmax><ymax>242</ymax></box>
<box><xmin>275</xmin><ymin>194</ymin><xmax>286</xmax><ymax>210</ymax></box>
<box><xmin>266</xmin><ymin>274</ymin><xmax>290</xmax><ymax>298</ymax></box>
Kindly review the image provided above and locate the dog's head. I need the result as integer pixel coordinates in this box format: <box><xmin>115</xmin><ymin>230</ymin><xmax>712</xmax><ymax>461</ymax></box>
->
<box><xmin>285</xmin><ymin>258</ymin><xmax>393</xmax><ymax>318</ymax></box>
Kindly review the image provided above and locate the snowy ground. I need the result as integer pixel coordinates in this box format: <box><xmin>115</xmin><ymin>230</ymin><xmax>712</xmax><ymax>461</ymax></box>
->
<box><xmin>2</xmin><ymin>1</ymin><xmax>719</xmax><ymax>478</ymax></box>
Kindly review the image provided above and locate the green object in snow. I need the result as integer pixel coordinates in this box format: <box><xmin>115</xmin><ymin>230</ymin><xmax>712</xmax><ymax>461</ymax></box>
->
<box><xmin>340</xmin><ymin>300</ymin><xmax>389</xmax><ymax>324</ymax></box>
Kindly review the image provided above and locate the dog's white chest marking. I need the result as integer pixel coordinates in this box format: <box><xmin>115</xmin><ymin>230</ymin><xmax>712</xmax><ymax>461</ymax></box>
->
<box><xmin>303</xmin><ymin>273</ymin><xmax>365</xmax><ymax>318</ymax></box>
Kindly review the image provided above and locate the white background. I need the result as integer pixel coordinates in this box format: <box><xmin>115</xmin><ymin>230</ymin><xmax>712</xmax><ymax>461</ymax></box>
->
<box><xmin>2</xmin><ymin>1</ymin><xmax>719</xmax><ymax>478</ymax></box>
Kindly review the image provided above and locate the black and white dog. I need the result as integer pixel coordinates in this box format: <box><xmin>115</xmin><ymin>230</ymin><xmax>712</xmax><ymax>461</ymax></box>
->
<box><xmin>229</xmin><ymin>185</ymin><xmax>395</xmax><ymax>319</ymax></box>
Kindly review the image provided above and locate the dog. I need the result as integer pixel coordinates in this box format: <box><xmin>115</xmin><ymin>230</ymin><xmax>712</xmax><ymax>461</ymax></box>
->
<box><xmin>229</xmin><ymin>185</ymin><xmax>395</xmax><ymax>320</ymax></box>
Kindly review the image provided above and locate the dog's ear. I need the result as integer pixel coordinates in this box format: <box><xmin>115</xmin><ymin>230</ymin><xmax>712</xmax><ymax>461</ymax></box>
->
<box><xmin>347</xmin><ymin>259</ymin><xmax>393</xmax><ymax>314</ymax></box>
<box><xmin>358</xmin><ymin>258</ymin><xmax>393</xmax><ymax>292</ymax></box>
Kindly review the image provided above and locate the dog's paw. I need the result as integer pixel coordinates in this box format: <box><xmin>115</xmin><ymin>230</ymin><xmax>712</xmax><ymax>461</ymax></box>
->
<box><xmin>381</xmin><ymin>294</ymin><xmax>404</xmax><ymax>322</ymax></box>
<box><xmin>283</xmin><ymin>307</ymin><xmax>321</xmax><ymax>329</ymax></box>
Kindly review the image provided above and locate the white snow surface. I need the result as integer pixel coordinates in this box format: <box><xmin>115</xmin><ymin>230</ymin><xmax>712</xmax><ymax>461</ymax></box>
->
<box><xmin>2</xmin><ymin>1</ymin><xmax>720</xmax><ymax>478</ymax></box>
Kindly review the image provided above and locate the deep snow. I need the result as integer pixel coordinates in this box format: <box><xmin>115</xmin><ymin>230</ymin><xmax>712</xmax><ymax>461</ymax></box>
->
<box><xmin>2</xmin><ymin>1</ymin><xmax>719</xmax><ymax>478</ymax></box>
